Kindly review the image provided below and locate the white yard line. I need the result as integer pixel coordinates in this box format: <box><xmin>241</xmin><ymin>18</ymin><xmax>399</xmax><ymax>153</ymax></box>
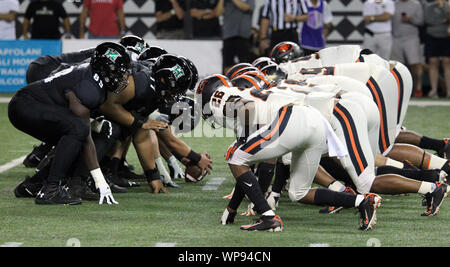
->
<box><xmin>0</xmin><ymin>97</ymin><xmax>11</xmax><ymax>103</ymax></box>
<box><xmin>0</xmin><ymin>242</ymin><xmax>23</xmax><ymax>247</ymax></box>
<box><xmin>155</xmin><ymin>242</ymin><xmax>176</xmax><ymax>247</ymax></box>
<box><xmin>202</xmin><ymin>177</ymin><xmax>226</xmax><ymax>191</ymax></box>
<box><xmin>0</xmin><ymin>156</ymin><xmax>26</xmax><ymax>174</ymax></box>
<box><xmin>409</xmin><ymin>100</ymin><xmax>450</xmax><ymax>106</ymax></box>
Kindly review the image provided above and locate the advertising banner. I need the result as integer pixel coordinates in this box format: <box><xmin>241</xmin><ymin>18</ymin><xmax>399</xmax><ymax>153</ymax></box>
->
<box><xmin>0</xmin><ymin>40</ymin><xmax>62</xmax><ymax>92</ymax></box>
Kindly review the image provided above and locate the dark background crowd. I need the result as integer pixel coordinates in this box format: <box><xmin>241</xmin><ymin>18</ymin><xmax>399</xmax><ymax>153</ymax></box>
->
<box><xmin>0</xmin><ymin>0</ymin><xmax>449</xmax><ymax>98</ymax></box>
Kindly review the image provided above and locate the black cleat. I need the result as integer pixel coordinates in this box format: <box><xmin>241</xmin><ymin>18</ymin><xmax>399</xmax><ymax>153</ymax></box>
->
<box><xmin>437</xmin><ymin>139</ymin><xmax>449</xmax><ymax>159</ymax></box>
<box><xmin>87</xmin><ymin>175</ymin><xmax>128</xmax><ymax>194</ymax></box>
<box><xmin>22</xmin><ymin>143</ymin><xmax>53</xmax><ymax>168</ymax></box>
<box><xmin>357</xmin><ymin>193</ymin><xmax>382</xmax><ymax>231</ymax></box>
<box><xmin>421</xmin><ymin>183</ymin><xmax>449</xmax><ymax>216</ymax></box>
<box><xmin>118</xmin><ymin>167</ymin><xmax>145</xmax><ymax>180</ymax></box>
<box><xmin>106</xmin><ymin>172</ymin><xmax>140</xmax><ymax>188</ymax></box>
<box><xmin>35</xmin><ymin>183</ymin><xmax>82</xmax><ymax>205</ymax></box>
<box><xmin>67</xmin><ymin>177</ymin><xmax>100</xmax><ymax>201</ymax></box>
<box><xmin>14</xmin><ymin>176</ymin><xmax>42</xmax><ymax>198</ymax></box>
<box><xmin>240</xmin><ymin>215</ymin><xmax>283</xmax><ymax>232</ymax></box>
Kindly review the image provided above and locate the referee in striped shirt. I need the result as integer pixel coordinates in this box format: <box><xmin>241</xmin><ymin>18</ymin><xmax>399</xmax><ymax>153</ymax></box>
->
<box><xmin>259</xmin><ymin>0</ymin><xmax>308</xmax><ymax>55</ymax></box>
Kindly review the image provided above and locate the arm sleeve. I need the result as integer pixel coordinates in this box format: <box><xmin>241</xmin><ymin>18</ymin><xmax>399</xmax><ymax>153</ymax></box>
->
<box><xmin>410</xmin><ymin>2</ymin><xmax>424</xmax><ymax>26</ymax></box>
<box><xmin>10</xmin><ymin>0</ymin><xmax>19</xmax><ymax>12</ymax></box>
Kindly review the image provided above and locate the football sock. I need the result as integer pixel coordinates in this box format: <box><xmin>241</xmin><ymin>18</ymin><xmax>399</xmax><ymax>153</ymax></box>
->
<box><xmin>272</xmin><ymin>162</ymin><xmax>290</xmax><ymax>194</ymax></box>
<box><xmin>255</xmin><ymin>162</ymin><xmax>275</xmax><ymax>194</ymax></box>
<box><xmin>314</xmin><ymin>188</ymin><xmax>357</xmax><ymax>208</ymax></box>
<box><xmin>385</xmin><ymin>158</ymin><xmax>404</xmax><ymax>169</ymax></box>
<box><xmin>327</xmin><ymin>180</ymin><xmax>346</xmax><ymax>192</ymax></box>
<box><xmin>376</xmin><ymin>165</ymin><xmax>439</xmax><ymax>183</ymax></box>
<box><xmin>424</xmin><ymin>154</ymin><xmax>448</xmax><ymax>171</ymax></box>
<box><xmin>228</xmin><ymin>185</ymin><xmax>245</xmax><ymax>211</ymax></box>
<box><xmin>236</xmin><ymin>171</ymin><xmax>272</xmax><ymax>214</ymax></box>
<box><xmin>419</xmin><ymin>136</ymin><xmax>445</xmax><ymax>152</ymax></box>
<box><xmin>418</xmin><ymin>182</ymin><xmax>437</xmax><ymax>194</ymax></box>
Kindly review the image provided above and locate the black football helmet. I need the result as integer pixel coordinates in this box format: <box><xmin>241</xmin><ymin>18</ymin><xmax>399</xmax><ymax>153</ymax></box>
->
<box><xmin>120</xmin><ymin>35</ymin><xmax>149</xmax><ymax>55</ymax></box>
<box><xmin>270</xmin><ymin>41</ymin><xmax>303</xmax><ymax>64</ymax></box>
<box><xmin>152</xmin><ymin>54</ymin><xmax>193</xmax><ymax>103</ymax></box>
<box><xmin>195</xmin><ymin>74</ymin><xmax>232</xmax><ymax>123</ymax></box>
<box><xmin>252</xmin><ymin>57</ymin><xmax>274</xmax><ymax>70</ymax></box>
<box><xmin>231</xmin><ymin>74</ymin><xmax>266</xmax><ymax>90</ymax></box>
<box><xmin>229</xmin><ymin>66</ymin><xmax>259</xmax><ymax>80</ymax></box>
<box><xmin>90</xmin><ymin>42</ymin><xmax>131</xmax><ymax>94</ymax></box>
<box><xmin>179</xmin><ymin>56</ymin><xmax>199</xmax><ymax>91</ymax></box>
<box><xmin>260</xmin><ymin>64</ymin><xmax>287</xmax><ymax>85</ymax></box>
<box><xmin>225</xmin><ymin>63</ymin><xmax>252</xmax><ymax>79</ymax></box>
<box><xmin>138</xmin><ymin>46</ymin><xmax>168</xmax><ymax>61</ymax></box>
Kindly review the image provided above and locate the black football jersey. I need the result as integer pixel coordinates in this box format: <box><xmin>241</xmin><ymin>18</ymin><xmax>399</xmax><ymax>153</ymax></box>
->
<box><xmin>27</xmin><ymin>48</ymin><xmax>95</xmax><ymax>83</ymax></box>
<box><xmin>123</xmin><ymin>62</ymin><xmax>161</xmax><ymax>117</ymax></box>
<box><xmin>18</xmin><ymin>63</ymin><xmax>106</xmax><ymax>111</ymax></box>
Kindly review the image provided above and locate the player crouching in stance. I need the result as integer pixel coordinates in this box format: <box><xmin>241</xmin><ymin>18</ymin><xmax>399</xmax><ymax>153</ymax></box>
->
<box><xmin>8</xmin><ymin>42</ymin><xmax>130</xmax><ymax>205</ymax></box>
<box><xmin>195</xmin><ymin>74</ymin><xmax>382</xmax><ymax>231</ymax></box>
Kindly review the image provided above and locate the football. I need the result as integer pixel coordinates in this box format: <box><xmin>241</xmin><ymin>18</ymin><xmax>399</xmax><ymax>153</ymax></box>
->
<box><xmin>185</xmin><ymin>165</ymin><xmax>206</xmax><ymax>183</ymax></box>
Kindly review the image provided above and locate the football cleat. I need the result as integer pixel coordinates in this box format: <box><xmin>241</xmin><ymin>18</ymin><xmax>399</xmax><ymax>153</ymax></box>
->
<box><xmin>437</xmin><ymin>138</ymin><xmax>449</xmax><ymax>159</ymax></box>
<box><xmin>105</xmin><ymin>171</ymin><xmax>140</xmax><ymax>188</ymax></box>
<box><xmin>221</xmin><ymin>208</ymin><xmax>237</xmax><ymax>225</ymax></box>
<box><xmin>14</xmin><ymin>176</ymin><xmax>42</xmax><ymax>198</ymax></box>
<box><xmin>67</xmin><ymin>177</ymin><xmax>100</xmax><ymax>201</ymax></box>
<box><xmin>240</xmin><ymin>215</ymin><xmax>283</xmax><ymax>232</ymax></box>
<box><xmin>240</xmin><ymin>203</ymin><xmax>256</xmax><ymax>216</ymax></box>
<box><xmin>35</xmin><ymin>183</ymin><xmax>82</xmax><ymax>205</ymax></box>
<box><xmin>223</xmin><ymin>187</ymin><xmax>234</xmax><ymax>199</ymax></box>
<box><xmin>421</xmin><ymin>183</ymin><xmax>449</xmax><ymax>216</ymax></box>
<box><xmin>357</xmin><ymin>193</ymin><xmax>382</xmax><ymax>231</ymax></box>
<box><xmin>22</xmin><ymin>143</ymin><xmax>53</xmax><ymax>168</ymax></box>
<box><xmin>266</xmin><ymin>191</ymin><xmax>280</xmax><ymax>211</ymax></box>
<box><xmin>319</xmin><ymin>187</ymin><xmax>356</xmax><ymax>214</ymax></box>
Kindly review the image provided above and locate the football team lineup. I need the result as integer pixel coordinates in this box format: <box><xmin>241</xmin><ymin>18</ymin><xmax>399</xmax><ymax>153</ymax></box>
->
<box><xmin>0</xmin><ymin>35</ymin><xmax>449</xmax><ymax>247</ymax></box>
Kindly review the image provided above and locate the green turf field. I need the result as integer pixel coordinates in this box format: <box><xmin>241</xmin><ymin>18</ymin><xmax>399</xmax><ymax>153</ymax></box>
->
<box><xmin>0</xmin><ymin>100</ymin><xmax>449</xmax><ymax>247</ymax></box>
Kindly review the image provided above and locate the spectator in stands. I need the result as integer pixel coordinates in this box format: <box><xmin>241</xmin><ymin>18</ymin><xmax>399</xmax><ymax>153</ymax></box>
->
<box><xmin>190</xmin><ymin>0</ymin><xmax>221</xmax><ymax>39</ymax></box>
<box><xmin>216</xmin><ymin>0</ymin><xmax>255</xmax><ymax>74</ymax></box>
<box><xmin>300</xmin><ymin>0</ymin><xmax>333</xmax><ymax>55</ymax></box>
<box><xmin>362</xmin><ymin>0</ymin><xmax>395</xmax><ymax>60</ymax></box>
<box><xmin>259</xmin><ymin>0</ymin><xmax>308</xmax><ymax>56</ymax></box>
<box><xmin>23</xmin><ymin>0</ymin><xmax>71</xmax><ymax>40</ymax></box>
<box><xmin>391</xmin><ymin>0</ymin><xmax>424</xmax><ymax>98</ymax></box>
<box><xmin>423</xmin><ymin>0</ymin><xmax>450</xmax><ymax>98</ymax></box>
<box><xmin>79</xmin><ymin>0</ymin><xmax>126</xmax><ymax>39</ymax></box>
<box><xmin>0</xmin><ymin>0</ymin><xmax>18</xmax><ymax>40</ymax></box>
<box><xmin>154</xmin><ymin>0</ymin><xmax>186</xmax><ymax>39</ymax></box>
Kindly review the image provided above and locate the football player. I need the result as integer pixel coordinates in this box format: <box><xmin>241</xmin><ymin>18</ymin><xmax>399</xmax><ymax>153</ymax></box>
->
<box><xmin>9</xmin><ymin>42</ymin><xmax>130</xmax><ymax>205</ymax></box>
<box><xmin>197</xmin><ymin>74</ymin><xmax>386</xmax><ymax>231</ymax></box>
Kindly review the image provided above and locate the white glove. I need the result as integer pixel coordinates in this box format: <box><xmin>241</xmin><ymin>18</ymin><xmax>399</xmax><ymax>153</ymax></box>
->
<box><xmin>98</xmin><ymin>184</ymin><xmax>119</xmax><ymax>205</ymax></box>
<box><xmin>169</xmin><ymin>160</ymin><xmax>185</xmax><ymax>179</ymax></box>
<box><xmin>91</xmin><ymin>168</ymin><xmax>118</xmax><ymax>205</ymax></box>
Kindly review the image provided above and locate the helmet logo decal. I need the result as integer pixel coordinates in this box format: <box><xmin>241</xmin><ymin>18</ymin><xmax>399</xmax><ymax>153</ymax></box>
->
<box><xmin>279</xmin><ymin>43</ymin><xmax>292</xmax><ymax>53</ymax></box>
<box><xmin>171</xmin><ymin>64</ymin><xmax>185</xmax><ymax>80</ymax></box>
<box><xmin>196</xmin><ymin>80</ymin><xmax>208</xmax><ymax>94</ymax></box>
<box><xmin>104</xmin><ymin>48</ymin><xmax>121</xmax><ymax>63</ymax></box>
<box><xmin>134</xmin><ymin>42</ymin><xmax>145</xmax><ymax>53</ymax></box>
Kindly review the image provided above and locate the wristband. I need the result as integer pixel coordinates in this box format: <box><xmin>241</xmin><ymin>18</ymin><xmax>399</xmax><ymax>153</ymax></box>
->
<box><xmin>170</xmin><ymin>9</ymin><xmax>176</xmax><ymax>15</ymax></box>
<box><xmin>145</xmin><ymin>168</ymin><xmax>161</xmax><ymax>183</ymax></box>
<box><xmin>131</xmin><ymin>115</ymin><xmax>148</xmax><ymax>130</ymax></box>
<box><xmin>90</xmin><ymin>168</ymin><xmax>108</xmax><ymax>189</ymax></box>
<box><xmin>172</xmin><ymin>150</ymin><xmax>185</xmax><ymax>161</ymax></box>
<box><xmin>186</xmin><ymin>150</ymin><xmax>201</xmax><ymax>166</ymax></box>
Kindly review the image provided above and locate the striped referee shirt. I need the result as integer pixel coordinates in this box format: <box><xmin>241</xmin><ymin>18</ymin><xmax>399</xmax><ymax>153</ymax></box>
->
<box><xmin>261</xmin><ymin>0</ymin><xmax>308</xmax><ymax>31</ymax></box>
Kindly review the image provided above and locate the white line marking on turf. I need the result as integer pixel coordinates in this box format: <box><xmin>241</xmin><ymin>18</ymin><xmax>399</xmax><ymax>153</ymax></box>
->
<box><xmin>0</xmin><ymin>97</ymin><xmax>11</xmax><ymax>103</ymax></box>
<box><xmin>155</xmin><ymin>242</ymin><xmax>176</xmax><ymax>247</ymax></box>
<box><xmin>202</xmin><ymin>177</ymin><xmax>226</xmax><ymax>191</ymax></box>
<box><xmin>309</xmin><ymin>243</ymin><xmax>330</xmax><ymax>247</ymax></box>
<box><xmin>0</xmin><ymin>242</ymin><xmax>23</xmax><ymax>247</ymax></box>
<box><xmin>0</xmin><ymin>156</ymin><xmax>26</xmax><ymax>174</ymax></box>
<box><xmin>409</xmin><ymin>100</ymin><xmax>450</xmax><ymax>106</ymax></box>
